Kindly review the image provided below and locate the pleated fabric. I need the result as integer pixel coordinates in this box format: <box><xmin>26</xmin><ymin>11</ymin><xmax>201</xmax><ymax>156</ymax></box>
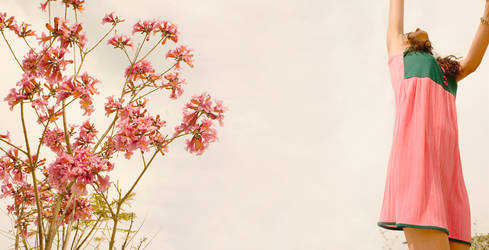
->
<box><xmin>377</xmin><ymin>51</ymin><xmax>471</xmax><ymax>246</ymax></box>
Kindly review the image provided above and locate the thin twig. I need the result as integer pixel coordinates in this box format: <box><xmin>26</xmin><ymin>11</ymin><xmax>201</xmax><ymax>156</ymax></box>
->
<box><xmin>20</xmin><ymin>102</ymin><xmax>44</xmax><ymax>249</ymax></box>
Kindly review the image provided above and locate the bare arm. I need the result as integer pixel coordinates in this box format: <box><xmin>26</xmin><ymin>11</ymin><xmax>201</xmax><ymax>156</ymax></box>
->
<box><xmin>456</xmin><ymin>1</ymin><xmax>489</xmax><ymax>82</ymax></box>
<box><xmin>387</xmin><ymin>0</ymin><xmax>406</xmax><ymax>58</ymax></box>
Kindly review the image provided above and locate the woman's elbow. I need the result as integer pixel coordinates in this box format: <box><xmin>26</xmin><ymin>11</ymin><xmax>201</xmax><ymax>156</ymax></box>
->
<box><xmin>461</xmin><ymin>62</ymin><xmax>478</xmax><ymax>75</ymax></box>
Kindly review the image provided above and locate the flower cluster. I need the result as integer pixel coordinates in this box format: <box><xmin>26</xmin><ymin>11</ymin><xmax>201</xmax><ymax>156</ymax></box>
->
<box><xmin>46</xmin><ymin>147</ymin><xmax>113</xmax><ymax>195</ymax></box>
<box><xmin>43</xmin><ymin>127</ymin><xmax>66</xmax><ymax>153</ymax></box>
<box><xmin>57</xmin><ymin>73</ymin><xmax>100</xmax><ymax>115</ymax></box>
<box><xmin>156</xmin><ymin>20</ymin><xmax>178</xmax><ymax>45</ymax></box>
<box><xmin>107</xmin><ymin>33</ymin><xmax>133</xmax><ymax>49</ymax></box>
<box><xmin>15</xmin><ymin>23</ymin><xmax>36</xmax><ymax>38</ymax></box>
<box><xmin>59</xmin><ymin>194</ymin><xmax>92</xmax><ymax>224</ymax></box>
<box><xmin>41</xmin><ymin>0</ymin><xmax>85</xmax><ymax>12</ymax></box>
<box><xmin>131</xmin><ymin>19</ymin><xmax>179</xmax><ymax>44</ymax></box>
<box><xmin>73</xmin><ymin>120</ymin><xmax>98</xmax><ymax>148</ymax></box>
<box><xmin>161</xmin><ymin>72</ymin><xmax>186</xmax><ymax>99</ymax></box>
<box><xmin>63</xmin><ymin>0</ymin><xmax>85</xmax><ymax>12</ymax></box>
<box><xmin>125</xmin><ymin>60</ymin><xmax>158</xmax><ymax>83</ymax></box>
<box><xmin>132</xmin><ymin>19</ymin><xmax>160</xmax><ymax>40</ymax></box>
<box><xmin>174</xmin><ymin>92</ymin><xmax>227</xmax><ymax>155</ymax></box>
<box><xmin>0</xmin><ymin>149</ymin><xmax>54</xmax><ymax>236</ymax></box>
<box><xmin>104</xmin><ymin>96</ymin><xmax>124</xmax><ymax>116</ymax></box>
<box><xmin>166</xmin><ymin>45</ymin><xmax>194</xmax><ymax>69</ymax></box>
<box><xmin>0</xmin><ymin>2</ymin><xmax>226</xmax><ymax>245</ymax></box>
<box><xmin>40</xmin><ymin>46</ymin><xmax>73</xmax><ymax>84</ymax></box>
<box><xmin>0</xmin><ymin>13</ymin><xmax>36</xmax><ymax>39</ymax></box>
<box><xmin>102</xmin><ymin>12</ymin><xmax>123</xmax><ymax>26</ymax></box>
<box><xmin>105</xmin><ymin>99</ymin><xmax>167</xmax><ymax>159</ymax></box>
<box><xmin>0</xmin><ymin>12</ymin><xmax>15</xmax><ymax>31</ymax></box>
<box><xmin>45</xmin><ymin>17</ymin><xmax>87</xmax><ymax>49</ymax></box>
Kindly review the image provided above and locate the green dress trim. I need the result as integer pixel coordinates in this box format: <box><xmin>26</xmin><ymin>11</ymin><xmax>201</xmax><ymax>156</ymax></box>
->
<box><xmin>403</xmin><ymin>51</ymin><xmax>458</xmax><ymax>98</ymax></box>
<box><xmin>377</xmin><ymin>221</ymin><xmax>471</xmax><ymax>246</ymax></box>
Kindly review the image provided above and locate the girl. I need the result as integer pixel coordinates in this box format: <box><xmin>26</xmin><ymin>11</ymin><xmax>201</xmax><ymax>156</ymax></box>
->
<box><xmin>377</xmin><ymin>0</ymin><xmax>489</xmax><ymax>249</ymax></box>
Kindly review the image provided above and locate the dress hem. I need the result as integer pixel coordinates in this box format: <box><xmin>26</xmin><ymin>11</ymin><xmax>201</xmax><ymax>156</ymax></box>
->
<box><xmin>377</xmin><ymin>221</ymin><xmax>471</xmax><ymax>246</ymax></box>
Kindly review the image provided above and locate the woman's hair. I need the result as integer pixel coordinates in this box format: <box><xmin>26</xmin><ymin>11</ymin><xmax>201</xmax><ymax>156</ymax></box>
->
<box><xmin>405</xmin><ymin>36</ymin><xmax>462</xmax><ymax>78</ymax></box>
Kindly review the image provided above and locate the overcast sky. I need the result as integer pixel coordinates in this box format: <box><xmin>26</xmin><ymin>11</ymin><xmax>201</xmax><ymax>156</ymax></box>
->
<box><xmin>0</xmin><ymin>0</ymin><xmax>488</xmax><ymax>249</ymax></box>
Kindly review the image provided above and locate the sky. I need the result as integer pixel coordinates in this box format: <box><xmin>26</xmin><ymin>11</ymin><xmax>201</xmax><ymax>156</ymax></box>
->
<box><xmin>0</xmin><ymin>0</ymin><xmax>488</xmax><ymax>249</ymax></box>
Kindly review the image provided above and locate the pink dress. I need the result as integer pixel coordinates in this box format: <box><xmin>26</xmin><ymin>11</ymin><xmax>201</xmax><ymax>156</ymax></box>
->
<box><xmin>377</xmin><ymin>50</ymin><xmax>471</xmax><ymax>246</ymax></box>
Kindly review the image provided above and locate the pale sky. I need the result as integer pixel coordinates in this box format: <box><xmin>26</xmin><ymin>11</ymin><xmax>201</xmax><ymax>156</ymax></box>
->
<box><xmin>0</xmin><ymin>0</ymin><xmax>488</xmax><ymax>249</ymax></box>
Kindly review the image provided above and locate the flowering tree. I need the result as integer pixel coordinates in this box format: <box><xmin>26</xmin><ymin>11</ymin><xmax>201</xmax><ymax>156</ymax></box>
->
<box><xmin>0</xmin><ymin>1</ymin><xmax>227</xmax><ymax>249</ymax></box>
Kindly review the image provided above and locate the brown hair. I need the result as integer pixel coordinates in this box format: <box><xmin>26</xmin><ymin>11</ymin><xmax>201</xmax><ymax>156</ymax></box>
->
<box><xmin>405</xmin><ymin>36</ymin><xmax>462</xmax><ymax>78</ymax></box>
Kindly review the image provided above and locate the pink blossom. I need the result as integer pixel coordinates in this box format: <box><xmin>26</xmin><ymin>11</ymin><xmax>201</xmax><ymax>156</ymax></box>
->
<box><xmin>174</xmin><ymin>92</ymin><xmax>227</xmax><ymax>138</ymax></box>
<box><xmin>22</xmin><ymin>49</ymin><xmax>40</xmax><ymax>75</ymax></box>
<box><xmin>111</xmin><ymin>101</ymin><xmax>167</xmax><ymax>159</ymax></box>
<box><xmin>104</xmin><ymin>96</ymin><xmax>124</xmax><ymax>116</ymax></box>
<box><xmin>4</xmin><ymin>88</ymin><xmax>25</xmax><ymax>110</ymax></box>
<box><xmin>161</xmin><ymin>72</ymin><xmax>186</xmax><ymax>99</ymax></box>
<box><xmin>155</xmin><ymin>20</ymin><xmax>179</xmax><ymax>45</ymax></box>
<box><xmin>45</xmin><ymin>17</ymin><xmax>70</xmax><ymax>39</ymax></box>
<box><xmin>185</xmin><ymin>119</ymin><xmax>218</xmax><ymax>155</ymax></box>
<box><xmin>7</xmin><ymin>23</ymin><xmax>20</xmax><ymax>36</ymax></box>
<box><xmin>15</xmin><ymin>22</ymin><xmax>36</xmax><ymax>38</ymax></box>
<box><xmin>107</xmin><ymin>33</ymin><xmax>133</xmax><ymax>49</ymax></box>
<box><xmin>212</xmin><ymin>99</ymin><xmax>228</xmax><ymax>126</ymax></box>
<box><xmin>40</xmin><ymin>1</ymin><xmax>49</xmax><ymax>11</ymax></box>
<box><xmin>186</xmin><ymin>92</ymin><xmax>213</xmax><ymax>113</ymax></box>
<box><xmin>42</xmin><ymin>128</ymin><xmax>65</xmax><ymax>154</ymax></box>
<box><xmin>132</xmin><ymin>19</ymin><xmax>160</xmax><ymax>40</ymax></box>
<box><xmin>37</xmin><ymin>32</ymin><xmax>51</xmax><ymax>45</ymax></box>
<box><xmin>57</xmin><ymin>73</ymin><xmax>99</xmax><ymax>116</ymax></box>
<box><xmin>37</xmin><ymin>106</ymin><xmax>63</xmax><ymax>124</ymax></box>
<box><xmin>66</xmin><ymin>22</ymin><xmax>87</xmax><ymax>48</ymax></box>
<box><xmin>47</xmin><ymin>148</ymin><xmax>113</xmax><ymax>194</ymax></box>
<box><xmin>166</xmin><ymin>45</ymin><xmax>194</xmax><ymax>69</ymax></box>
<box><xmin>31</xmin><ymin>97</ymin><xmax>49</xmax><ymax>113</ymax></box>
<box><xmin>47</xmin><ymin>152</ymin><xmax>73</xmax><ymax>191</ymax></box>
<box><xmin>57</xmin><ymin>77</ymin><xmax>76</xmax><ymax>104</ymax></box>
<box><xmin>102</xmin><ymin>12</ymin><xmax>122</xmax><ymax>25</ymax></box>
<box><xmin>173</xmin><ymin>109</ymin><xmax>199</xmax><ymax>136</ymax></box>
<box><xmin>73</xmin><ymin>120</ymin><xmax>98</xmax><ymax>148</ymax></box>
<box><xmin>125</xmin><ymin>60</ymin><xmax>156</xmax><ymax>82</ymax></box>
<box><xmin>78</xmin><ymin>72</ymin><xmax>100</xmax><ymax>100</ymax></box>
<box><xmin>40</xmin><ymin>46</ymin><xmax>73</xmax><ymax>84</ymax></box>
<box><xmin>97</xmin><ymin>175</ymin><xmax>110</xmax><ymax>192</ymax></box>
<box><xmin>64</xmin><ymin>0</ymin><xmax>85</xmax><ymax>12</ymax></box>
<box><xmin>0</xmin><ymin>13</ymin><xmax>15</xmax><ymax>31</ymax></box>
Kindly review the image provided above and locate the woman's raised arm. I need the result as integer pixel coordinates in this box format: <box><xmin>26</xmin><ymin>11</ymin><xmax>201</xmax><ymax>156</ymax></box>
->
<box><xmin>456</xmin><ymin>1</ymin><xmax>489</xmax><ymax>82</ymax></box>
<box><xmin>387</xmin><ymin>0</ymin><xmax>406</xmax><ymax>58</ymax></box>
